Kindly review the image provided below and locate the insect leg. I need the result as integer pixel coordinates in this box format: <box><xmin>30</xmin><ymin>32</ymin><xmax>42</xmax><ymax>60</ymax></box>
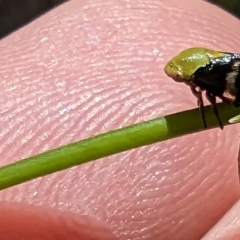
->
<box><xmin>190</xmin><ymin>86</ymin><xmax>207</xmax><ymax>128</ymax></box>
<box><xmin>205</xmin><ymin>91</ymin><xmax>223</xmax><ymax>129</ymax></box>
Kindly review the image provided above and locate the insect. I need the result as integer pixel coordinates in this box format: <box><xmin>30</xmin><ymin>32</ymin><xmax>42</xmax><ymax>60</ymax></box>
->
<box><xmin>164</xmin><ymin>47</ymin><xmax>240</xmax><ymax>129</ymax></box>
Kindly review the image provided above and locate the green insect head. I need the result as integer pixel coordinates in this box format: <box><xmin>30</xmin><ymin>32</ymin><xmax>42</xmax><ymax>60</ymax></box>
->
<box><xmin>164</xmin><ymin>47</ymin><xmax>224</xmax><ymax>84</ymax></box>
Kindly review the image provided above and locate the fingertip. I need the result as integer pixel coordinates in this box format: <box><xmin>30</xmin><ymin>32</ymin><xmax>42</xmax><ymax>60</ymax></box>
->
<box><xmin>0</xmin><ymin>203</ymin><xmax>116</xmax><ymax>240</ymax></box>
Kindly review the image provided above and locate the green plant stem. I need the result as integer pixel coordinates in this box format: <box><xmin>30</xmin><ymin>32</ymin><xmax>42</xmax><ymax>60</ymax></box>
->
<box><xmin>0</xmin><ymin>102</ymin><xmax>239</xmax><ymax>191</ymax></box>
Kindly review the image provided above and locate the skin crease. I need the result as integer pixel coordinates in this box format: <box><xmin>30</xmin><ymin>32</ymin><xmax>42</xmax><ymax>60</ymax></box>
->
<box><xmin>202</xmin><ymin>200</ymin><xmax>240</xmax><ymax>240</ymax></box>
<box><xmin>0</xmin><ymin>0</ymin><xmax>240</xmax><ymax>239</ymax></box>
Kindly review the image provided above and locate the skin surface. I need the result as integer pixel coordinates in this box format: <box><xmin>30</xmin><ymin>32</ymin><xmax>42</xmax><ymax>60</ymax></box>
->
<box><xmin>0</xmin><ymin>0</ymin><xmax>240</xmax><ymax>239</ymax></box>
<box><xmin>202</xmin><ymin>201</ymin><xmax>240</xmax><ymax>240</ymax></box>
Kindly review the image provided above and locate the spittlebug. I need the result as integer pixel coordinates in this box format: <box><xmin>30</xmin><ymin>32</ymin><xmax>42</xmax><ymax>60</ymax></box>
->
<box><xmin>164</xmin><ymin>47</ymin><xmax>240</xmax><ymax>129</ymax></box>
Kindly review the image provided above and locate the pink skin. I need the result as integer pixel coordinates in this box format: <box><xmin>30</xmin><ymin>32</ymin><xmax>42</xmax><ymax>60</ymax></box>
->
<box><xmin>0</xmin><ymin>0</ymin><xmax>240</xmax><ymax>239</ymax></box>
<box><xmin>202</xmin><ymin>200</ymin><xmax>240</xmax><ymax>240</ymax></box>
